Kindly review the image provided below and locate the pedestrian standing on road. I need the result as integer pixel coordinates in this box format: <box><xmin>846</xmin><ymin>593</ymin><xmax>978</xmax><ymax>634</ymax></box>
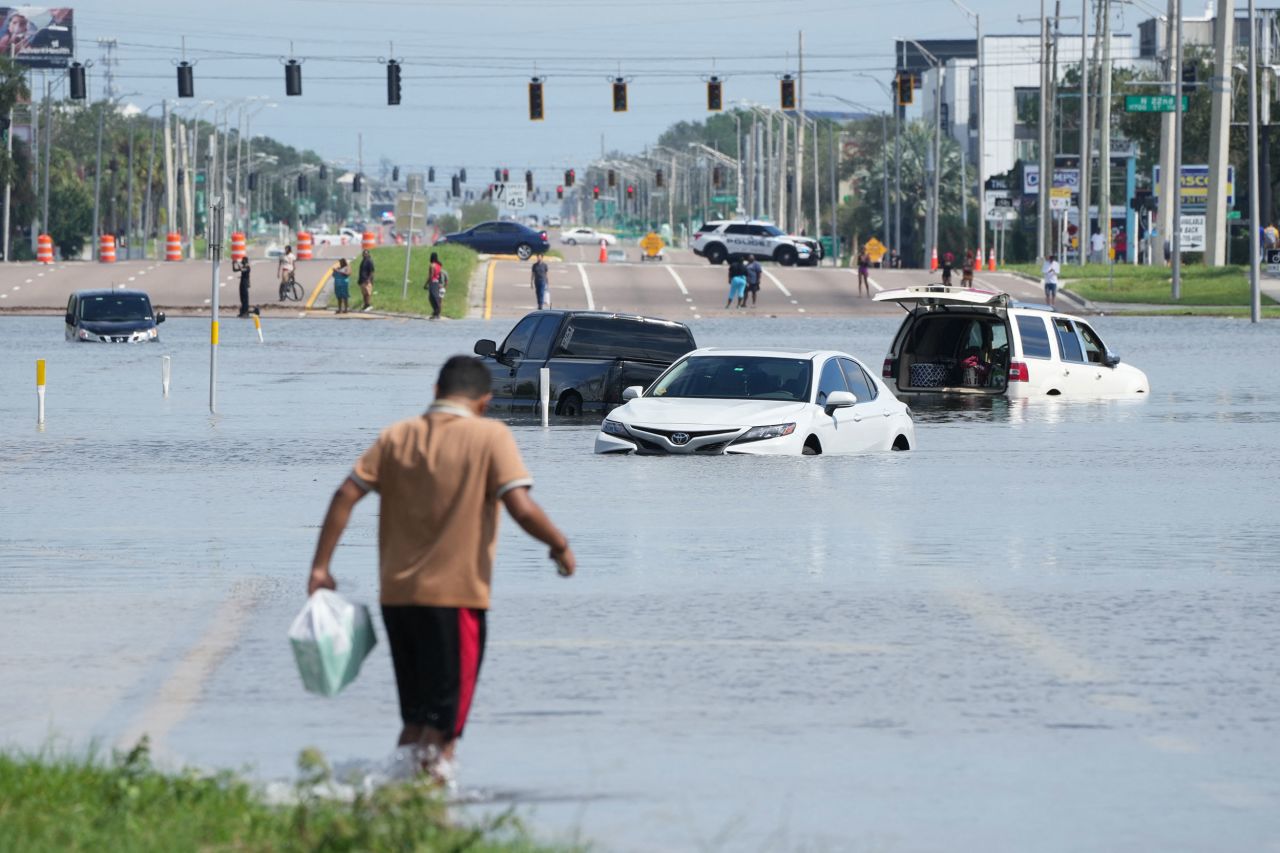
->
<box><xmin>307</xmin><ymin>355</ymin><xmax>576</xmax><ymax>785</ymax></box>
<box><xmin>889</xmin><ymin>248</ymin><xmax>901</xmax><ymax>269</ymax></box>
<box><xmin>940</xmin><ymin>251</ymin><xmax>954</xmax><ymax>286</ymax></box>
<box><xmin>358</xmin><ymin>249</ymin><xmax>375</xmax><ymax>312</ymax></box>
<box><xmin>233</xmin><ymin>256</ymin><xmax>252</xmax><ymax>317</ymax></box>
<box><xmin>961</xmin><ymin>249</ymin><xmax>975</xmax><ymax>287</ymax></box>
<box><xmin>744</xmin><ymin>255</ymin><xmax>762</xmax><ymax>307</ymax></box>
<box><xmin>856</xmin><ymin>250</ymin><xmax>871</xmax><ymax>297</ymax></box>
<box><xmin>530</xmin><ymin>253</ymin><xmax>550</xmax><ymax>310</ymax></box>
<box><xmin>332</xmin><ymin>258</ymin><xmax>352</xmax><ymax>314</ymax></box>
<box><xmin>1042</xmin><ymin>253</ymin><xmax>1061</xmax><ymax>308</ymax></box>
<box><xmin>278</xmin><ymin>245</ymin><xmax>296</xmax><ymax>301</ymax></box>
<box><xmin>426</xmin><ymin>252</ymin><xmax>446</xmax><ymax>320</ymax></box>
<box><xmin>726</xmin><ymin>257</ymin><xmax>748</xmax><ymax>309</ymax></box>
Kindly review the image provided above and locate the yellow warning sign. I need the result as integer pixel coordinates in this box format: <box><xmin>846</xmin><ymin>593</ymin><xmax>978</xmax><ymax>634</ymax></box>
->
<box><xmin>863</xmin><ymin>237</ymin><xmax>887</xmax><ymax>263</ymax></box>
<box><xmin>640</xmin><ymin>232</ymin><xmax>665</xmax><ymax>256</ymax></box>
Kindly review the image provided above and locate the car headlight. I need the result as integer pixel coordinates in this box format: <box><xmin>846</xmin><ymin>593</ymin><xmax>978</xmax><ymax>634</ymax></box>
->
<box><xmin>77</xmin><ymin>328</ymin><xmax>95</xmax><ymax>341</ymax></box>
<box><xmin>601</xmin><ymin>419</ymin><xmax>629</xmax><ymax>437</ymax></box>
<box><xmin>736</xmin><ymin>423</ymin><xmax>796</xmax><ymax>443</ymax></box>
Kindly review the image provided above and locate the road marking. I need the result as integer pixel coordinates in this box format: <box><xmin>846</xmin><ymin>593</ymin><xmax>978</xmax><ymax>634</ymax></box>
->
<box><xmin>12</xmin><ymin>285</ymin><xmax>19</xmax><ymax>291</ymax></box>
<box><xmin>575</xmin><ymin>263</ymin><xmax>595</xmax><ymax>310</ymax></box>
<box><xmin>483</xmin><ymin>260</ymin><xmax>495</xmax><ymax>320</ymax></box>
<box><xmin>848</xmin><ymin>269</ymin><xmax>885</xmax><ymax>293</ymax></box>
<box><xmin>763</xmin><ymin>269</ymin><xmax>793</xmax><ymax>297</ymax></box>
<box><xmin>127</xmin><ymin>276</ymin><xmax>136</xmax><ymax>282</ymax></box>
<box><xmin>665</xmin><ymin>265</ymin><xmax>689</xmax><ymax>296</ymax></box>
<box><xmin>0</xmin><ymin>293</ymin><xmax>6</xmax><ymax>299</ymax></box>
<box><xmin>24</xmin><ymin>278</ymin><xmax>32</xmax><ymax>283</ymax></box>
<box><xmin>303</xmin><ymin>267</ymin><xmax>334</xmax><ymax>310</ymax></box>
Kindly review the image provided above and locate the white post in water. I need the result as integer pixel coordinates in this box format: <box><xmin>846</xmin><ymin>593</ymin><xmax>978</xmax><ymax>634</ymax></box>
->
<box><xmin>35</xmin><ymin>358</ymin><xmax>46</xmax><ymax>426</ymax></box>
<box><xmin>539</xmin><ymin>367</ymin><xmax>550</xmax><ymax>428</ymax></box>
<box><xmin>253</xmin><ymin>312</ymin><xmax>264</xmax><ymax>343</ymax></box>
<box><xmin>401</xmin><ymin>189</ymin><xmax>417</xmax><ymax>300</ymax></box>
<box><xmin>208</xmin><ymin>197</ymin><xmax>224</xmax><ymax>414</ymax></box>
<box><xmin>161</xmin><ymin>355</ymin><xmax>171</xmax><ymax>397</ymax></box>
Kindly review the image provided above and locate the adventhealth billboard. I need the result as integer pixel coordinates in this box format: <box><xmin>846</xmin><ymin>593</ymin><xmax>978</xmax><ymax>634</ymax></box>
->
<box><xmin>0</xmin><ymin>8</ymin><xmax>74</xmax><ymax>69</ymax></box>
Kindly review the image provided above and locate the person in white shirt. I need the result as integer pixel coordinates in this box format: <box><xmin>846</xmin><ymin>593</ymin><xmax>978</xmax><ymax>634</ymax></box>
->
<box><xmin>278</xmin><ymin>246</ymin><xmax>297</xmax><ymax>301</ymax></box>
<box><xmin>1042</xmin><ymin>254</ymin><xmax>1061</xmax><ymax>308</ymax></box>
<box><xmin>1089</xmin><ymin>230</ymin><xmax>1106</xmax><ymax>264</ymax></box>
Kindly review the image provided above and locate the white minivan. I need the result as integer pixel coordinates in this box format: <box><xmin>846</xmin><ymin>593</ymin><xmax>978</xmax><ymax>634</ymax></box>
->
<box><xmin>873</xmin><ymin>286</ymin><xmax>1150</xmax><ymax>399</ymax></box>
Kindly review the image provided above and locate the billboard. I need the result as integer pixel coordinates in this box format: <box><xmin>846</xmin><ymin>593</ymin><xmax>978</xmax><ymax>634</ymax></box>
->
<box><xmin>0</xmin><ymin>8</ymin><xmax>74</xmax><ymax>69</ymax></box>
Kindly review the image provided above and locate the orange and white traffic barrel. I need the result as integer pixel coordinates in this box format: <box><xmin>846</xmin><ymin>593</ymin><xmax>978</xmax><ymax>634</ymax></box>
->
<box><xmin>36</xmin><ymin>234</ymin><xmax>53</xmax><ymax>264</ymax></box>
<box><xmin>296</xmin><ymin>232</ymin><xmax>313</xmax><ymax>260</ymax></box>
<box><xmin>230</xmin><ymin>232</ymin><xmax>246</xmax><ymax>262</ymax></box>
<box><xmin>165</xmin><ymin>232</ymin><xmax>183</xmax><ymax>261</ymax></box>
<box><xmin>361</xmin><ymin>231</ymin><xmax>376</xmax><ymax>251</ymax></box>
<box><xmin>987</xmin><ymin>246</ymin><xmax>997</xmax><ymax>272</ymax></box>
<box><xmin>929</xmin><ymin>246</ymin><xmax>938</xmax><ymax>272</ymax></box>
<box><xmin>99</xmin><ymin>234</ymin><xmax>116</xmax><ymax>264</ymax></box>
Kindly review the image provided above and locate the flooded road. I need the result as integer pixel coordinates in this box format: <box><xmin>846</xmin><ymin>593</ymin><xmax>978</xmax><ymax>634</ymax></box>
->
<box><xmin>2</xmin><ymin>314</ymin><xmax>1278</xmax><ymax>851</ymax></box>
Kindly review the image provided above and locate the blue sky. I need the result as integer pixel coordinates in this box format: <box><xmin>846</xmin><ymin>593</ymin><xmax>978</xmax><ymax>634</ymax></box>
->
<box><xmin>60</xmin><ymin>0</ymin><xmax>1112</xmax><ymax>178</ymax></box>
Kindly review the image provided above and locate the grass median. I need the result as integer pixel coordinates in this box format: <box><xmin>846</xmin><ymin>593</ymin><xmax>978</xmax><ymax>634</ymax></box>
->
<box><xmin>339</xmin><ymin>245</ymin><xmax>479</xmax><ymax>319</ymax></box>
<box><xmin>1005</xmin><ymin>262</ymin><xmax>1278</xmax><ymax>306</ymax></box>
<box><xmin>0</xmin><ymin>740</ymin><xmax>561</xmax><ymax>852</ymax></box>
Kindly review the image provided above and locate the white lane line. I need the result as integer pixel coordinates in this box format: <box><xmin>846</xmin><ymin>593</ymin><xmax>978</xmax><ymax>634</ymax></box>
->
<box><xmin>763</xmin><ymin>269</ymin><xmax>793</xmax><ymax>297</ymax></box>
<box><xmin>848</xmin><ymin>268</ymin><xmax>885</xmax><ymax>292</ymax></box>
<box><xmin>24</xmin><ymin>278</ymin><xmax>32</xmax><ymax>283</ymax></box>
<box><xmin>665</xmin><ymin>264</ymin><xmax>689</xmax><ymax>296</ymax></box>
<box><xmin>0</xmin><ymin>293</ymin><xmax>7</xmax><ymax>299</ymax></box>
<box><xmin>12</xmin><ymin>285</ymin><xmax>19</xmax><ymax>291</ymax></box>
<box><xmin>575</xmin><ymin>262</ymin><xmax>595</xmax><ymax>310</ymax></box>
<box><xmin>128</xmin><ymin>276</ymin><xmax>136</xmax><ymax>282</ymax></box>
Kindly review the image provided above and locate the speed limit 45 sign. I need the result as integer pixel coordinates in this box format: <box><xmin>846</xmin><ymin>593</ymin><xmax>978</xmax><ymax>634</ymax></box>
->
<box><xmin>491</xmin><ymin>182</ymin><xmax>527</xmax><ymax>210</ymax></box>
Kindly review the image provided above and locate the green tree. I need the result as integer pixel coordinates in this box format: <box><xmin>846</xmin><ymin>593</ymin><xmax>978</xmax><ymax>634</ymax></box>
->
<box><xmin>46</xmin><ymin>149</ymin><xmax>92</xmax><ymax>257</ymax></box>
<box><xmin>460</xmin><ymin>200</ymin><xmax>497</xmax><ymax>229</ymax></box>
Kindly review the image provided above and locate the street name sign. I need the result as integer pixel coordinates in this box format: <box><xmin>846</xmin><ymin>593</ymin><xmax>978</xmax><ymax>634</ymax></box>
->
<box><xmin>1124</xmin><ymin>94</ymin><xmax>1190</xmax><ymax>112</ymax></box>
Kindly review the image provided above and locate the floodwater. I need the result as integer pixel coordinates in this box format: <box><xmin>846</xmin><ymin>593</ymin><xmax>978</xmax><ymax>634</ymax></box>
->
<box><xmin>2</xmin><ymin>313</ymin><xmax>1279</xmax><ymax>852</ymax></box>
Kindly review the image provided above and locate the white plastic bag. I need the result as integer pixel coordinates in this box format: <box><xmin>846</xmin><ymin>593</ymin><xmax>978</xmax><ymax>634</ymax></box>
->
<box><xmin>289</xmin><ymin>589</ymin><xmax>377</xmax><ymax>697</ymax></box>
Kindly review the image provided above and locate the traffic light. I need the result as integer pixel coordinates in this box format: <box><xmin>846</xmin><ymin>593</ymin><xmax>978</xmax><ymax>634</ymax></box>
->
<box><xmin>460</xmin><ymin>168</ymin><xmax>467</xmax><ymax>183</ymax></box>
<box><xmin>564</xmin><ymin>168</ymin><xmax>575</xmax><ymax>187</ymax></box>
<box><xmin>525</xmin><ymin>170</ymin><xmax>533</xmax><ymax>192</ymax></box>
<box><xmin>318</xmin><ymin>164</ymin><xmax>327</xmax><ymax>180</ymax></box>
<box><xmin>896</xmin><ymin>73</ymin><xmax>914</xmax><ymax>106</ymax></box>
<box><xmin>502</xmin><ymin>168</ymin><xmax>509</xmax><ymax>182</ymax></box>
<box><xmin>780</xmin><ymin>74</ymin><xmax>796</xmax><ymax>110</ymax></box>
<box><xmin>655</xmin><ymin>169</ymin><xmax>664</xmax><ymax>188</ymax></box>
<box><xmin>297</xmin><ymin>174</ymin><xmax>307</xmax><ymax>192</ymax></box>
<box><xmin>592</xmin><ymin>185</ymin><xmax>600</xmax><ymax>200</ymax></box>
<box><xmin>428</xmin><ymin>166</ymin><xmax>435</xmax><ymax>182</ymax></box>
<box><xmin>69</xmin><ymin>62</ymin><xmax>86</xmax><ymax>100</ymax></box>
<box><xmin>528</xmin><ymin>77</ymin><xmax>544</xmax><ymax>121</ymax></box>
<box><xmin>612</xmin><ymin>77</ymin><xmax>628</xmax><ymax>112</ymax></box>
<box><xmin>940</xmin><ymin>102</ymin><xmax>950</xmax><ymax>135</ymax></box>
<box><xmin>177</xmin><ymin>168</ymin><xmax>184</xmax><ymax>187</ymax></box>
<box><xmin>1182</xmin><ymin>60</ymin><xmax>1197</xmax><ymax>87</ymax></box>
<box><xmin>494</xmin><ymin>167</ymin><xmax>501</xmax><ymax>182</ymax></box>
<box><xmin>713</xmin><ymin>166</ymin><xmax>722</xmax><ymax>188</ymax></box>
<box><xmin>707</xmin><ymin>76</ymin><xmax>722</xmax><ymax>112</ymax></box>
<box><xmin>248</xmin><ymin>172</ymin><xmax>258</xmax><ymax>191</ymax></box>
<box><xmin>353</xmin><ymin>173</ymin><xmax>363</xmax><ymax>193</ymax></box>
<box><xmin>387</xmin><ymin>60</ymin><xmax>402</xmax><ymax>106</ymax></box>
<box><xmin>451</xmin><ymin>174</ymin><xmax>461</xmax><ymax>197</ymax></box>
<box><xmin>607</xmin><ymin>169</ymin><xmax>616</xmax><ymax>187</ymax></box>
<box><xmin>556</xmin><ymin>185</ymin><xmax>563</xmax><ymax>199</ymax></box>
<box><xmin>285</xmin><ymin>59</ymin><xmax>302</xmax><ymax>97</ymax></box>
<box><xmin>176</xmin><ymin>61</ymin><xmax>194</xmax><ymax>98</ymax></box>
<box><xmin>626</xmin><ymin>184</ymin><xmax>635</xmax><ymax>199</ymax></box>
<box><xmin>392</xmin><ymin>166</ymin><xmax>400</xmax><ymax>182</ymax></box>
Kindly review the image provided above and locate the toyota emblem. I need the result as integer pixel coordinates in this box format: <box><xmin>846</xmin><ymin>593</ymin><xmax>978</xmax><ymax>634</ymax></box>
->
<box><xmin>669</xmin><ymin>432</ymin><xmax>691</xmax><ymax>446</ymax></box>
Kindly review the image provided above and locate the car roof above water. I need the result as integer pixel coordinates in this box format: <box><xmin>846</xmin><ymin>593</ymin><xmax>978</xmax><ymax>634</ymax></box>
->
<box><xmin>690</xmin><ymin>346</ymin><xmax>833</xmax><ymax>359</ymax></box>
<box><xmin>72</xmin><ymin>288</ymin><xmax>153</xmax><ymax>300</ymax></box>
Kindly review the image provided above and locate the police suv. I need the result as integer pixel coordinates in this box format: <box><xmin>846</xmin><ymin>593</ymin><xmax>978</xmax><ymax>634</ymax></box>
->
<box><xmin>690</xmin><ymin>220</ymin><xmax>820</xmax><ymax>267</ymax></box>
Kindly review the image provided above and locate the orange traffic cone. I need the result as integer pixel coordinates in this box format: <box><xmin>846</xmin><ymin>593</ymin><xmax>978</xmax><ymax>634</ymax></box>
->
<box><xmin>987</xmin><ymin>246</ymin><xmax>997</xmax><ymax>272</ymax></box>
<box><xmin>598</xmin><ymin>238</ymin><xmax>608</xmax><ymax>264</ymax></box>
<box><xmin>930</xmin><ymin>246</ymin><xmax>938</xmax><ymax>272</ymax></box>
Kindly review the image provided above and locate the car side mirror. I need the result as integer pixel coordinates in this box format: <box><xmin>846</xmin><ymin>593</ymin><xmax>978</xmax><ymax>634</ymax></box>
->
<box><xmin>824</xmin><ymin>390</ymin><xmax>857</xmax><ymax>414</ymax></box>
<box><xmin>1103</xmin><ymin>350</ymin><xmax>1121</xmax><ymax>367</ymax></box>
<box><xmin>622</xmin><ymin>385</ymin><xmax>643</xmax><ymax>401</ymax></box>
<box><xmin>474</xmin><ymin>338</ymin><xmax>497</xmax><ymax>358</ymax></box>
<box><xmin>156</xmin><ymin>312</ymin><xmax>166</xmax><ymax>324</ymax></box>
<box><xmin>65</xmin><ymin>312</ymin><xmax>74</xmax><ymax>325</ymax></box>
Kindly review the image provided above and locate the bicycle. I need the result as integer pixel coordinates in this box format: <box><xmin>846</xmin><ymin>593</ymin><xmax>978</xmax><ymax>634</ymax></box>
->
<box><xmin>279</xmin><ymin>272</ymin><xmax>303</xmax><ymax>302</ymax></box>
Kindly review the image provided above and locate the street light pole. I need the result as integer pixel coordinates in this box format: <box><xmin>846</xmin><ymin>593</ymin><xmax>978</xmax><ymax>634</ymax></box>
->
<box><xmin>1172</xmin><ymin>0</ymin><xmax>1184</xmax><ymax>299</ymax></box>
<box><xmin>951</xmin><ymin>0</ymin><xmax>984</xmax><ymax>263</ymax></box>
<box><xmin>1248</xmin><ymin>0</ymin><xmax>1261</xmax><ymax>322</ymax></box>
<box><xmin>904</xmin><ymin>39</ymin><xmax>943</xmax><ymax>267</ymax></box>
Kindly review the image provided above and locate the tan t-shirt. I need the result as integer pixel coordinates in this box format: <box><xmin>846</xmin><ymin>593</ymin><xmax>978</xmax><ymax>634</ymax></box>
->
<box><xmin>350</xmin><ymin>402</ymin><xmax>532</xmax><ymax>609</ymax></box>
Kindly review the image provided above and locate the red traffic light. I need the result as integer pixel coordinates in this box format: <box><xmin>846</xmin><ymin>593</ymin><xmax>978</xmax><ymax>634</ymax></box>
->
<box><xmin>626</xmin><ymin>184</ymin><xmax>635</xmax><ymax>198</ymax></box>
<box><xmin>556</xmin><ymin>185</ymin><xmax>564</xmax><ymax>199</ymax></box>
<box><xmin>592</xmin><ymin>185</ymin><xmax>600</xmax><ymax>199</ymax></box>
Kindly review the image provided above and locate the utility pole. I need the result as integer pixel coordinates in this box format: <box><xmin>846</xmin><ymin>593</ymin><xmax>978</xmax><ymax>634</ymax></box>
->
<box><xmin>1247</xmin><ymin>0</ymin><xmax>1261</xmax><ymax>322</ymax></box>
<box><xmin>795</xmin><ymin>31</ymin><xmax>805</xmax><ymax>233</ymax></box>
<box><xmin>1157</xmin><ymin>0</ymin><xmax>1177</xmax><ymax>268</ymax></box>
<box><xmin>895</xmin><ymin>43</ymin><xmax>903</xmax><ymax>256</ymax></box>
<box><xmin>1079</xmin><ymin>0</ymin><xmax>1090</xmax><ymax>266</ymax></box>
<box><xmin>1172</xmin><ymin>0</ymin><xmax>1184</xmax><ymax>298</ymax></box>
<box><xmin>1099</xmin><ymin>0</ymin><xmax>1112</xmax><ymax>265</ymax></box>
<box><xmin>1205</xmin><ymin>0</ymin><xmax>1234</xmax><ymax>266</ymax></box>
<box><xmin>1038</xmin><ymin>0</ymin><xmax>1050</xmax><ymax>260</ymax></box>
<box><xmin>42</xmin><ymin>79</ymin><xmax>52</xmax><ymax>236</ymax></box>
<box><xmin>2</xmin><ymin>43</ymin><xmax>14</xmax><ymax>261</ymax></box>
<box><xmin>92</xmin><ymin>104</ymin><xmax>105</xmax><ymax>259</ymax></box>
<box><xmin>931</xmin><ymin>64</ymin><xmax>943</xmax><ymax>267</ymax></box>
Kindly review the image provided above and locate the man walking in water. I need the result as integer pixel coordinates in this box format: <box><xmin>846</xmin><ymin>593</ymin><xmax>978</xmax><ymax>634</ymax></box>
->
<box><xmin>358</xmin><ymin>249</ymin><xmax>376</xmax><ymax>312</ymax></box>
<box><xmin>307</xmin><ymin>355</ymin><xmax>576</xmax><ymax>785</ymax></box>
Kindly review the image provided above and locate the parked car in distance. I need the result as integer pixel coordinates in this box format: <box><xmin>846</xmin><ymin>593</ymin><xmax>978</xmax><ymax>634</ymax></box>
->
<box><xmin>436</xmin><ymin>220</ymin><xmax>549</xmax><ymax>260</ymax></box>
<box><xmin>690</xmin><ymin>220</ymin><xmax>818</xmax><ymax>266</ymax></box>
<box><xmin>873</xmin><ymin>285</ymin><xmax>1150</xmax><ymax>398</ymax></box>
<box><xmin>545</xmin><ymin>215</ymin><xmax>562</xmax><ymax>227</ymax></box>
<box><xmin>65</xmin><ymin>289</ymin><xmax>165</xmax><ymax>343</ymax></box>
<box><xmin>474</xmin><ymin>310</ymin><xmax>696</xmax><ymax>418</ymax></box>
<box><xmin>596</xmin><ymin>348</ymin><xmax>914</xmax><ymax>456</ymax></box>
<box><xmin>559</xmin><ymin>226</ymin><xmax>616</xmax><ymax>246</ymax></box>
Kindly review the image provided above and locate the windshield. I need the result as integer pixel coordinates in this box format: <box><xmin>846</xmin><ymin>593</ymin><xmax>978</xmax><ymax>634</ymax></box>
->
<box><xmin>761</xmin><ymin>225</ymin><xmax>785</xmax><ymax>236</ymax></box>
<box><xmin>79</xmin><ymin>295</ymin><xmax>153</xmax><ymax>322</ymax></box>
<box><xmin>651</xmin><ymin>355</ymin><xmax>812</xmax><ymax>401</ymax></box>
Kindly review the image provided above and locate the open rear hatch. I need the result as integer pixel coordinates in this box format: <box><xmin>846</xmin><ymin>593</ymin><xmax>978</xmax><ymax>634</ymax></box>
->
<box><xmin>877</xmin><ymin>287</ymin><xmax>1011</xmax><ymax>395</ymax></box>
<box><xmin>873</xmin><ymin>285</ymin><xmax>1009</xmax><ymax>309</ymax></box>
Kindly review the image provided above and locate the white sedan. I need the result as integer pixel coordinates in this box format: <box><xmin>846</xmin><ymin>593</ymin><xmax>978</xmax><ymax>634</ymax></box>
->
<box><xmin>594</xmin><ymin>348</ymin><xmax>916</xmax><ymax>456</ymax></box>
<box><xmin>560</xmin><ymin>227</ymin><xmax>617</xmax><ymax>246</ymax></box>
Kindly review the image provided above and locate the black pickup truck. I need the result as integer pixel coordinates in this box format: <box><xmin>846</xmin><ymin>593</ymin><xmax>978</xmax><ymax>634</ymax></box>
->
<box><xmin>473</xmin><ymin>310</ymin><xmax>696</xmax><ymax>417</ymax></box>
